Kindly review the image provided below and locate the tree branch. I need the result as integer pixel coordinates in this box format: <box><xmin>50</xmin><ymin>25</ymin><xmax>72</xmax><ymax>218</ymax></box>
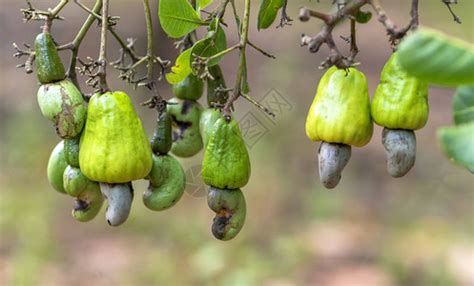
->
<box><xmin>98</xmin><ymin>0</ymin><xmax>109</xmax><ymax>92</ymax></box>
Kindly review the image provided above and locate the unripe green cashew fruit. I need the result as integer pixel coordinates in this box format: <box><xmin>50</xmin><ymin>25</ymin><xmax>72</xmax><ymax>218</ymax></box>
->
<box><xmin>200</xmin><ymin>108</ymin><xmax>222</xmax><ymax>147</ymax></box>
<box><xmin>64</xmin><ymin>137</ymin><xmax>81</xmax><ymax>168</ymax></box>
<box><xmin>372</xmin><ymin>52</ymin><xmax>429</xmax><ymax>130</ymax></box>
<box><xmin>306</xmin><ymin>66</ymin><xmax>373</xmax><ymax>188</ymax></box>
<box><xmin>207</xmin><ymin>65</ymin><xmax>228</xmax><ymax>107</ymax></box>
<box><xmin>79</xmin><ymin>91</ymin><xmax>152</xmax><ymax>183</ymax></box>
<box><xmin>151</xmin><ymin>111</ymin><xmax>173</xmax><ymax>155</ymax></box>
<box><xmin>34</xmin><ymin>32</ymin><xmax>66</xmax><ymax>84</ymax></box>
<box><xmin>172</xmin><ymin>74</ymin><xmax>204</xmax><ymax>101</ymax></box>
<box><xmin>167</xmin><ymin>97</ymin><xmax>204</xmax><ymax>158</ymax></box>
<box><xmin>202</xmin><ymin>117</ymin><xmax>251</xmax><ymax>189</ymax></box>
<box><xmin>37</xmin><ymin>79</ymin><xmax>87</xmax><ymax>139</ymax></box>
<box><xmin>207</xmin><ymin>187</ymin><xmax>246</xmax><ymax>241</ymax></box>
<box><xmin>47</xmin><ymin>141</ymin><xmax>68</xmax><ymax>194</ymax></box>
<box><xmin>143</xmin><ymin>154</ymin><xmax>186</xmax><ymax>211</ymax></box>
<box><xmin>63</xmin><ymin>166</ymin><xmax>104</xmax><ymax>222</ymax></box>
<box><xmin>372</xmin><ymin>52</ymin><xmax>429</xmax><ymax>177</ymax></box>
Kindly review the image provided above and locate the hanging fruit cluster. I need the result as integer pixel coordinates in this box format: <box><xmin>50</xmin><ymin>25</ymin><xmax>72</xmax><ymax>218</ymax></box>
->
<box><xmin>305</xmin><ymin>54</ymin><xmax>430</xmax><ymax>188</ymax></box>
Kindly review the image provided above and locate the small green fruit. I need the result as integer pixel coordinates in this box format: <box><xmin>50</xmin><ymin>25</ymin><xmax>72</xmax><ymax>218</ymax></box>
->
<box><xmin>200</xmin><ymin>108</ymin><xmax>222</xmax><ymax>147</ymax></box>
<box><xmin>64</xmin><ymin>137</ymin><xmax>81</xmax><ymax>167</ymax></box>
<box><xmin>151</xmin><ymin>111</ymin><xmax>173</xmax><ymax>155</ymax></box>
<box><xmin>37</xmin><ymin>79</ymin><xmax>87</xmax><ymax>139</ymax></box>
<box><xmin>202</xmin><ymin>117</ymin><xmax>251</xmax><ymax>189</ymax></box>
<box><xmin>79</xmin><ymin>91</ymin><xmax>152</xmax><ymax>183</ymax></box>
<box><xmin>72</xmin><ymin>181</ymin><xmax>104</xmax><ymax>222</ymax></box>
<box><xmin>167</xmin><ymin>97</ymin><xmax>204</xmax><ymax>158</ymax></box>
<box><xmin>144</xmin><ymin>154</ymin><xmax>186</xmax><ymax>211</ymax></box>
<box><xmin>172</xmin><ymin>74</ymin><xmax>204</xmax><ymax>100</ymax></box>
<box><xmin>305</xmin><ymin>66</ymin><xmax>373</xmax><ymax>147</ymax></box>
<box><xmin>372</xmin><ymin>52</ymin><xmax>429</xmax><ymax>130</ymax></box>
<box><xmin>63</xmin><ymin>166</ymin><xmax>93</xmax><ymax>197</ymax></box>
<box><xmin>47</xmin><ymin>141</ymin><xmax>68</xmax><ymax>194</ymax></box>
<box><xmin>34</xmin><ymin>32</ymin><xmax>66</xmax><ymax>84</ymax></box>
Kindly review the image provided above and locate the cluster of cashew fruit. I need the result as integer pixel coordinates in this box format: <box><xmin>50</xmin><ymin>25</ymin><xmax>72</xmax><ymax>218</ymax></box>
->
<box><xmin>38</xmin><ymin>29</ymin><xmax>248</xmax><ymax>240</ymax></box>
<box><xmin>168</xmin><ymin>64</ymin><xmax>249</xmax><ymax>241</ymax></box>
<box><xmin>306</xmin><ymin>52</ymin><xmax>429</xmax><ymax>188</ymax></box>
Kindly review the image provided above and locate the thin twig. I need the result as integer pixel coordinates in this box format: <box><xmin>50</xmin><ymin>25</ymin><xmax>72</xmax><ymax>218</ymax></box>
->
<box><xmin>98</xmin><ymin>0</ymin><xmax>109</xmax><ymax>92</ymax></box>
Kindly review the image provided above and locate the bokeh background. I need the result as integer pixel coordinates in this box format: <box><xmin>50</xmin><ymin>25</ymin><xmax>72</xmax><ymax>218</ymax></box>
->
<box><xmin>1</xmin><ymin>1</ymin><xmax>473</xmax><ymax>285</ymax></box>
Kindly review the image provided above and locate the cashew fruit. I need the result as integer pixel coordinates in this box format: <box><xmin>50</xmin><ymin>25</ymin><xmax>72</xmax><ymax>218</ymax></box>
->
<box><xmin>207</xmin><ymin>187</ymin><xmax>246</xmax><ymax>241</ymax></box>
<box><xmin>397</xmin><ymin>28</ymin><xmax>474</xmax><ymax>87</ymax></box>
<box><xmin>143</xmin><ymin>154</ymin><xmax>186</xmax><ymax>211</ymax></box>
<box><xmin>207</xmin><ymin>65</ymin><xmax>228</xmax><ymax>107</ymax></box>
<box><xmin>79</xmin><ymin>91</ymin><xmax>152</xmax><ymax>183</ymax></box>
<box><xmin>202</xmin><ymin>117</ymin><xmax>251</xmax><ymax>189</ymax></box>
<box><xmin>382</xmin><ymin>128</ymin><xmax>416</xmax><ymax>178</ymax></box>
<box><xmin>372</xmin><ymin>52</ymin><xmax>429</xmax><ymax>130</ymax></box>
<box><xmin>63</xmin><ymin>166</ymin><xmax>104</xmax><ymax>222</ymax></box>
<box><xmin>37</xmin><ymin>79</ymin><xmax>87</xmax><ymax>139</ymax></box>
<box><xmin>151</xmin><ymin>111</ymin><xmax>173</xmax><ymax>155</ymax></box>
<box><xmin>64</xmin><ymin>137</ymin><xmax>80</xmax><ymax>168</ymax></box>
<box><xmin>172</xmin><ymin>74</ymin><xmax>204</xmax><ymax>101</ymax></box>
<box><xmin>167</xmin><ymin>97</ymin><xmax>203</xmax><ymax>158</ymax></box>
<box><xmin>34</xmin><ymin>32</ymin><xmax>66</xmax><ymax>84</ymax></box>
<box><xmin>47</xmin><ymin>141</ymin><xmax>68</xmax><ymax>194</ymax></box>
<box><xmin>200</xmin><ymin>108</ymin><xmax>222</xmax><ymax>147</ymax></box>
<box><xmin>318</xmin><ymin>142</ymin><xmax>351</xmax><ymax>189</ymax></box>
<box><xmin>305</xmin><ymin>66</ymin><xmax>373</xmax><ymax>147</ymax></box>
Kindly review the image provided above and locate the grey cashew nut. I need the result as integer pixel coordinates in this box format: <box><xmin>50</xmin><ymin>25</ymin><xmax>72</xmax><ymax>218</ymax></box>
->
<box><xmin>100</xmin><ymin>182</ymin><xmax>134</xmax><ymax>227</ymax></box>
<box><xmin>318</xmin><ymin>142</ymin><xmax>352</xmax><ymax>189</ymax></box>
<box><xmin>382</xmin><ymin>128</ymin><xmax>416</xmax><ymax>178</ymax></box>
<box><xmin>207</xmin><ymin>187</ymin><xmax>246</xmax><ymax>241</ymax></box>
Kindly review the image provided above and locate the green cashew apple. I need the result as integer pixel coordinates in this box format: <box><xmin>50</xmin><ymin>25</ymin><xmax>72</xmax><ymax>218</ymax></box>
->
<box><xmin>34</xmin><ymin>32</ymin><xmax>66</xmax><ymax>84</ymax></box>
<box><xmin>372</xmin><ymin>52</ymin><xmax>429</xmax><ymax>178</ymax></box>
<box><xmin>64</xmin><ymin>137</ymin><xmax>80</xmax><ymax>168</ymax></box>
<box><xmin>143</xmin><ymin>154</ymin><xmax>186</xmax><ymax>211</ymax></box>
<box><xmin>47</xmin><ymin>141</ymin><xmax>68</xmax><ymax>194</ymax></box>
<box><xmin>207</xmin><ymin>187</ymin><xmax>246</xmax><ymax>241</ymax></box>
<box><xmin>305</xmin><ymin>66</ymin><xmax>373</xmax><ymax>189</ymax></box>
<box><xmin>63</xmin><ymin>166</ymin><xmax>104</xmax><ymax>222</ymax></box>
<box><xmin>200</xmin><ymin>108</ymin><xmax>222</xmax><ymax>147</ymax></box>
<box><xmin>172</xmin><ymin>74</ymin><xmax>204</xmax><ymax>101</ymax></box>
<box><xmin>151</xmin><ymin>110</ymin><xmax>172</xmax><ymax>155</ymax></box>
<box><xmin>372</xmin><ymin>52</ymin><xmax>429</xmax><ymax>130</ymax></box>
<box><xmin>37</xmin><ymin>79</ymin><xmax>87</xmax><ymax>139</ymax></box>
<box><xmin>202</xmin><ymin>117</ymin><xmax>251</xmax><ymax>189</ymax></box>
<box><xmin>167</xmin><ymin>97</ymin><xmax>203</xmax><ymax>158</ymax></box>
<box><xmin>79</xmin><ymin>91</ymin><xmax>152</xmax><ymax>183</ymax></box>
<box><xmin>207</xmin><ymin>65</ymin><xmax>228</xmax><ymax>107</ymax></box>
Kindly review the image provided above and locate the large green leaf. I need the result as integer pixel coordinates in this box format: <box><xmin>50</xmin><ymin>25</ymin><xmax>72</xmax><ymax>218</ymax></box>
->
<box><xmin>397</xmin><ymin>28</ymin><xmax>474</xmax><ymax>87</ymax></box>
<box><xmin>159</xmin><ymin>0</ymin><xmax>204</xmax><ymax>38</ymax></box>
<box><xmin>191</xmin><ymin>20</ymin><xmax>227</xmax><ymax>69</ymax></box>
<box><xmin>257</xmin><ymin>0</ymin><xmax>285</xmax><ymax>30</ymax></box>
<box><xmin>166</xmin><ymin>48</ymin><xmax>193</xmax><ymax>84</ymax></box>
<box><xmin>453</xmin><ymin>85</ymin><xmax>474</xmax><ymax>125</ymax></box>
<box><xmin>438</xmin><ymin>123</ymin><xmax>474</xmax><ymax>173</ymax></box>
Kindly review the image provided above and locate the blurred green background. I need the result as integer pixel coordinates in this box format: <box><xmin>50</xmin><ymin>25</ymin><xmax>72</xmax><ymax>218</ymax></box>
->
<box><xmin>1</xmin><ymin>1</ymin><xmax>473</xmax><ymax>285</ymax></box>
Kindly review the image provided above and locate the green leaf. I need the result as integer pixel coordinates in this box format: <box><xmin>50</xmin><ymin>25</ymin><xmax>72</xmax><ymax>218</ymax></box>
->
<box><xmin>257</xmin><ymin>0</ymin><xmax>285</xmax><ymax>30</ymax></box>
<box><xmin>438</xmin><ymin>123</ymin><xmax>474</xmax><ymax>173</ymax></box>
<box><xmin>191</xmin><ymin>20</ymin><xmax>227</xmax><ymax>69</ymax></box>
<box><xmin>166</xmin><ymin>48</ymin><xmax>193</xmax><ymax>84</ymax></box>
<box><xmin>355</xmin><ymin>10</ymin><xmax>372</xmax><ymax>24</ymax></box>
<box><xmin>453</xmin><ymin>85</ymin><xmax>474</xmax><ymax>125</ymax></box>
<box><xmin>159</xmin><ymin>0</ymin><xmax>204</xmax><ymax>38</ymax></box>
<box><xmin>198</xmin><ymin>0</ymin><xmax>213</xmax><ymax>9</ymax></box>
<box><xmin>397</xmin><ymin>28</ymin><xmax>474</xmax><ymax>87</ymax></box>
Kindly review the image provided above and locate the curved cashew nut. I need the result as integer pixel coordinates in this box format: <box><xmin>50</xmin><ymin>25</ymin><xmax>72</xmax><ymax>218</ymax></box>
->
<box><xmin>318</xmin><ymin>142</ymin><xmax>352</xmax><ymax>189</ymax></box>
<box><xmin>382</xmin><ymin>128</ymin><xmax>416</xmax><ymax>178</ymax></box>
<box><xmin>100</xmin><ymin>182</ymin><xmax>134</xmax><ymax>227</ymax></box>
<box><xmin>207</xmin><ymin>187</ymin><xmax>246</xmax><ymax>241</ymax></box>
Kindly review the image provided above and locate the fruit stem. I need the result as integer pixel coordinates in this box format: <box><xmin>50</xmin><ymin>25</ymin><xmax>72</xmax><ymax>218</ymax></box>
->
<box><xmin>97</xmin><ymin>0</ymin><xmax>109</xmax><ymax>93</ymax></box>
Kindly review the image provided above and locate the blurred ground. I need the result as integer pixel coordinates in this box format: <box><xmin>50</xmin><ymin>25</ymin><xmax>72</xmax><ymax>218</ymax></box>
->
<box><xmin>0</xmin><ymin>1</ymin><xmax>473</xmax><ymax>285</ymax></box>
